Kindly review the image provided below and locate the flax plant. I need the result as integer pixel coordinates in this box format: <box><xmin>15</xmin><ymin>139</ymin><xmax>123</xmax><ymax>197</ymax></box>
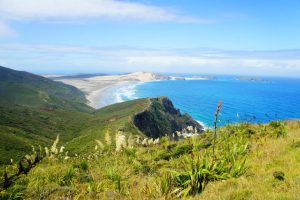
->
<box><xmin>213</xmin><ymin>100</ymin><xmax>222</xmax><ymax>160</ymax></box>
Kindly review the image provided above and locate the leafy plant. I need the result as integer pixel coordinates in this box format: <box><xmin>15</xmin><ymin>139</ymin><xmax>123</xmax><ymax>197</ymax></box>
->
<box><xmin>60</xmin><ymin>167</ymin><xmax>74</xmax><ymax>186</ymax></box>
<box><xmin>213</xmin><ymin>100</ymin><xmax>222</xmax><ymax>160</ymax></box>
<box><xmin>106</xmin><ymin>167</ymin><xmax>122</xmax><ymax>192</ymax></box>
<box><xmin>273</xmin><ymin>171</ymin><xmax>285</xmax><ymax>181</ymax></box>
<box><xmin>80</xmin><ymin>160</ymin><xmax>88</xmax><ymax>171</ymax></box>
<box><xmin>124</xmin><ymin>147</ymin><xmax>137</xmax><ymax>158</ymax></box>
<box><xmin>159</xmin><ymin>172</ymin><xmax>173</xmax><ymax>199</ymax></box>
<box><xmin>269</xmin><ymin>121</ymin><xmax>286</xmax><ymax>137</ymax></box>
<box><xmin>171</xmin><ymin>155</ymin><xmax>228</xmax><ymax>197</ymax></box>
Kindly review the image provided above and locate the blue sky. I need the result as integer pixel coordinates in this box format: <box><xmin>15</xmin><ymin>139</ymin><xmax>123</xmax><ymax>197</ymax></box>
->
<box><xmin>0</xmin><ymin>0</ymin><xmax>300</xmax><ymax>77</ymax></box>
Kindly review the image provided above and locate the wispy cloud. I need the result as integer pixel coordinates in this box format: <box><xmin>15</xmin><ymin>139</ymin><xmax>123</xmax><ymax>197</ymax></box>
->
<box><xmin>0</xmin><ymin>0</ymin><xmax>211</xmax><ymax>24</ymax></box>
<box><xmin>0</xmin><ymin>44</ymin><xmax>299</xmax><ymax>77</ymax></box>
<box><xmin>0</xmin><ymin>21</ymin><xmax>16</xmax><ymax>37</ymax></box>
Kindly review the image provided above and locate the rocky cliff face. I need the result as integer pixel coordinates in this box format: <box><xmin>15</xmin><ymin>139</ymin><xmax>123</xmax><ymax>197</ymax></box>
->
<box><xmin>133</xmin><ymin>97</ymin><xmax>203</xmax><ymax>138</ymax></box>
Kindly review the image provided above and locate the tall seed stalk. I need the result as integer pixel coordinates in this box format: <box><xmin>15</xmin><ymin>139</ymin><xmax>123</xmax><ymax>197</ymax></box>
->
<box><xmin>212</xmin><ymin>100</ymin><xmax>222</xmax><ymax>161</ymax></box>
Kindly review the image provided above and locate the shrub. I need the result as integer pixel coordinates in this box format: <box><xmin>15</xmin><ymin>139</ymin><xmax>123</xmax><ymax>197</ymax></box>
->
<box><xmin>60</xmin><ymin>167</ymin><xmax>74</xmax><ymax>186</ymax></box>
<box><xmin>160</xmin><ymin>136</ymin><xmax>168</xmax><ymax>145</ymax></box>
<box><xmin>141</xmin><ymin>164</ymin><xmax>152</xmax><ymax>175</ymax></box>
<box><xmin>173</xmin><ymin>144</ymin><xmax>193</xmax><ymax>156</ymax></box>
<box><xmin>291</xmin><ymin>141</ymin><xmax>300</xmax><ymax>148</ymax></box>
<box><xmin>157</xmin><ymin>144</ymin><xmax>193</xmax><ymax>161</ymax></box>
<box><xmin>159</xmin><ymin>172</ymin><xmax>173</xmax><ymax>198</ymax></box>
<box><xmin>195</xmin><ymin>139</ymin><xmax>211</xmax><ymax>150</ymax></box>
<box><xmin>273</xmin><ymin>171</ymin><xmax>285</xmax><ymax>181</ymax></box>
<box><xmin>171</xmin><ymin>155</ymin><xmax>228</xmax><ymax>197</ymax></box>
<box><xmin>269</xmin><ymin>121</ymin><xmax>286</xmax><ymax>137</ymax></box>
<box><xmin>80</xmin><ymin>160</ymin><xmax>88</xmax><ymax>171</ymax></box>
<box><xmin>243</xmin><ymin>128</ymin><xmax>256</xmax><ymax>136</ymax></box>
<box><xmin>222</xmin><ymin>141</ymin><xmax>248</xmax><ymax>177</ymax></box>
<box><xmin>124</xmin><ymin>148</ymin><xmax>137</xmax><ymax>158</ymax></box>
<box><xmin>107</xmin><ymin>167</ymin><xmax>122</xmax><ymax>192</ymax></box>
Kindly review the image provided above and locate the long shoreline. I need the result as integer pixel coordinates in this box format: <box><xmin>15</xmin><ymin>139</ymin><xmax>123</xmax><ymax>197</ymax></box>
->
<box><xmin>57</xmin><ymin>73</ymin><xmax>210</xmax><ymax>128</ymax></box>
<box><xmin>57</xmin><ymin>72</ymin><xmax>162</xmax><ymax>109</ymax></box>
<box><xmin>87</xmin><ymin>81</ymin><xmax>140</xmax><ymax>108</ymax></box>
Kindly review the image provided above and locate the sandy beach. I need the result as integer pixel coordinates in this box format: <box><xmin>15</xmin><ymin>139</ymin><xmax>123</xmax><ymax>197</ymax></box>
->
<box><xmin>56</xmin><ymin>72</ymin><xmax>168</xmax><ymax>108</ymax></box>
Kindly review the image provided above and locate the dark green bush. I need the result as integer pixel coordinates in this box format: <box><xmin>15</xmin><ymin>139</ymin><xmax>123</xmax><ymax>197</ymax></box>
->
<box><xmin>269</xmin><ymin>121</ymin><xmax>286</xmax><ymax>137</ymax></box>
<box><xmin>171</xmin><ymin>156</ymin><xmax>228</xmax><ymax>197</ymax></box>
<box><xmin>195</xmin><ymin>139</ymin><xmax>211</xmax><ymax>150</ymax></box>
<box><xmin>291</xmin><ymin>141</ymin><xmax>300</xmax><ymax>148</ymax></box>
<box><xmin>273</xmin><ymin>171</ymin><xmax>285</xmax><ymax>181</ymax></box>
<box><xmin>158</xmin><ymin>144</ymin><xmax>193</xmax><ymax>160</ymax></box>
<box><xmin>80</xmin><ymin>160</ymin><xmax>88</xmax><ymax>171</ymax></box>
<box><xmin>60</xmin><ymin>167</ymin><xmax>74</xmax><ymax>186</ymax></box>
<box><xmin>124</xmin><ymin>148</ymin><xmax>137</xmax><ymax>158</ymax></box>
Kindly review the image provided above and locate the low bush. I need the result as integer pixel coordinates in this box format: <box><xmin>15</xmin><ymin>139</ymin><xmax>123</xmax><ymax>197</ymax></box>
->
<box><xmin>80</xmin><ymin>160</ymin><xmax>88</xmax><ymax>171</ymax></box>
<box><xmin>273</xmin><ymin>171</ymin><xmax>285</xmax><ymax>181</ymax></box>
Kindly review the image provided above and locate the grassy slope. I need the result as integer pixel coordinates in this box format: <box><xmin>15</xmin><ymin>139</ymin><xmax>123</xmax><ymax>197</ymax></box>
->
<box><xmin>1</xmin><ymin>121</ymin><xmax>299</xmax><ymax>199</ymax></box>
<box><xmin>0</xmin><ymin>96</ymin><xmax>150</xmax><ymax>164</ymax></box>
<box><xmin>66</xmin><ymin>98</ymin><xmax>150</xmax><ymax>154</ymax></box>
<box><xmin>0</xmin><ymin>105</ymin><xmax>94</xmax><ymax>164</ymax></box>
<box><xmin>200</xmin><ymin>121</ymin><xmax>300</xmax><ymax>200</ymax></box>
<box><xmin>0</xmin><ymin>66</ymin><xmax>94</xmax><ymax>164</ymax></box>
<box><xmin>0</xmin><ymin>66</ymin><xmax>88</xmax><ymax>106</ymax></box>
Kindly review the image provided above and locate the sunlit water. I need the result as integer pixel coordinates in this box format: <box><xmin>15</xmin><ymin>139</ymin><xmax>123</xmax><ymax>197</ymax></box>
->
<box><xmin>115</xmin><ymin>76</ymin><xmax>300</xmax><ymax>127</ymax></box>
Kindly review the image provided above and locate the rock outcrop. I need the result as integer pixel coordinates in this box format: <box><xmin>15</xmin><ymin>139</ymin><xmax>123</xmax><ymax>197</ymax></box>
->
<box><xmin>133</xmin><ymin>97</ymin><xmax>203</xmax><ymax>138</ymax></box>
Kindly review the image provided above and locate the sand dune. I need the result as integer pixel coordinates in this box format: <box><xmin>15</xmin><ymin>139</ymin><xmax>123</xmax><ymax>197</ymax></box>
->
<box><xmin>57</xmin><ymin>72</ymin><xmax>168</xmax><ymax>108</ymax></box>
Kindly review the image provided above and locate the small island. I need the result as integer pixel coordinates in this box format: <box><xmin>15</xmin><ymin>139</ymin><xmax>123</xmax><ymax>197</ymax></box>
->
<box><xmin>235</xmin><ymin>76</ymin><xmax>263</xmax><ymax>81</ymax></box>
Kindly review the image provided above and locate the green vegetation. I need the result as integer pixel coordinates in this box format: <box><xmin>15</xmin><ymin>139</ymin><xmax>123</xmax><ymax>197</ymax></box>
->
<box><xmin>1</xmin><ymin>66</ymin><xmax>299</xmax><ymax>199</ymax></box>
<box><xmin>0</xmin><ymin>66</ymin><xmax>94</xmax><ymax>164</ymax></box>
<box><xmin>0</xmin><ymin>66</ymin><xmax>90</xmax><ymax>109</ymax></box>
<box><xmin>1</xmin><ymin>120</ymin><xmax>299</xmax><ymax>199</ymax></box>
<box><xmin>133</xmin><ymin>97</ymin><xmax>202</xmax><ymax>138</ymax></box>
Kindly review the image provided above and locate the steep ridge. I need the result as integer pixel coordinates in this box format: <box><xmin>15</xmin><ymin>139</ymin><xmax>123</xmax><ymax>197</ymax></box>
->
<box><xmin>66</xmin><ymin>97</ymin><xmax>203</xmax><ymax>154</ymax></box>
<box><xmin>133</xmin><ymin>97</ymin><xmax>203</xmax><ymax>138</ymax></box>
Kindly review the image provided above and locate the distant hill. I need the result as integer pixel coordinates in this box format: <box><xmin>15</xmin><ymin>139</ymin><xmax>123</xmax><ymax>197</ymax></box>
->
<box><xmin>0</xmin><ymin>66</ymin><xmax>94</xmax><ymax>163</ymax></box>
<box><xmin>0</xmin><ymin>66</ymin><xmax>93</xmax><ymax>112</ymax></box>
<box><xmin>47</xmin><ymin>73</ymin><xmax>109</xmax><ymax>80</ymax></box>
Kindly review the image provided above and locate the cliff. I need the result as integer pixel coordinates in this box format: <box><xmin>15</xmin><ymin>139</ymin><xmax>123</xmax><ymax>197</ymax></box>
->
<box><xmin>133</xmin><ymin>97</ymin><xmax>203</xmax><ymax>138</ymax></box>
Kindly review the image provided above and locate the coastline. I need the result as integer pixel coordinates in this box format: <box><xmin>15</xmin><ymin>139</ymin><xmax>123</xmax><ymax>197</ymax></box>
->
<box><xmin>87</xmin><ymin>81</ymin><xmax>141</xmax><ymax>108</ymax></box>
<box><xmin>57</xmin><ymin>72</ymin><xmax>210</xmax><ymax>129</ymax></box>
<box><xmin>57</xmin><ymin>72</ymin><xmax>162</xmax><ymax>109</ymax></box>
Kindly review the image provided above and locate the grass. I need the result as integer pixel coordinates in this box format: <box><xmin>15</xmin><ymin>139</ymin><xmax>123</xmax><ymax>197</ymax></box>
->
<box><xmin>1</xmin><ymin>66</ymin><xmax>299</xmax><ymax>199</ymax></box>
<box><xmin>0</xmin><ymin>66</ymin><xmax>94</xmax><ymax>164</ymax></box>
<box><xmin>0</xmin><ymin>120</ymin><xmax>299</xmax><ymax>199</ymax></box>
<box><xmin>199</xmin><ymin>121</ymin><xmax>300</xmax><ymax>200</ymax></box>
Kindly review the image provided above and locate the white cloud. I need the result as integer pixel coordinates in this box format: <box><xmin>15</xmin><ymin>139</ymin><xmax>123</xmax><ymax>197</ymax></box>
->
<box><xmin>0</xmin><ymin>0</ymin><xmax>210</xmax><ymax>23</ymax></box>
<box><xmin>0</xmin><ymin>44</ymin><xmax>299</xmax><ymax>77</ymax></box>
<box><xmin>0</xmin><ymin>21</ymin><xmax>16</xmax><ymax>36</ymax></box>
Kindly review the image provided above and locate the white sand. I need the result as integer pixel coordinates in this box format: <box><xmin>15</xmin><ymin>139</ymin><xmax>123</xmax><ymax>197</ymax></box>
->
<box><xmin>57</xmin><ymin>72</ymin><xmax>167</xmax><ymax>108</ymax></box>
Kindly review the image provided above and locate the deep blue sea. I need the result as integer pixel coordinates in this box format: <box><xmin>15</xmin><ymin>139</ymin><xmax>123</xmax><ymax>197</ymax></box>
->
<box><xmin>116</xmin><ymin>76</ymin><xmax>300</xmax><ymax>127</ymax></box>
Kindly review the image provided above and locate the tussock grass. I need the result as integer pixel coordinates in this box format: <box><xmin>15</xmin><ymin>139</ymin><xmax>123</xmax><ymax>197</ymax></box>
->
<box><xmin>1</xmin><ymin>120</ymin><xmax>299</xmax><ymax>199</ymax></box>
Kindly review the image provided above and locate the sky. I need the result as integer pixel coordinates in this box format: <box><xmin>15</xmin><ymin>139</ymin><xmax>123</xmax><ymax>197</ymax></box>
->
<box><xmin>0</xmin><ymin>0</ymin><xmax>300</xmax><ymax>77</ymax></box>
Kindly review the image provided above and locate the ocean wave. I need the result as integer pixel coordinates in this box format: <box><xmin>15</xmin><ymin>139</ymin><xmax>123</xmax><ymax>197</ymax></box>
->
<box><xmin>197</xmin><ymin>120</ymin><xmax>209</xmax><ymax>130</ymax></box>
<box><xmin>114</xmin><ymin>82</ymin><xmax>142</xmax><ymax>103</ymax></box>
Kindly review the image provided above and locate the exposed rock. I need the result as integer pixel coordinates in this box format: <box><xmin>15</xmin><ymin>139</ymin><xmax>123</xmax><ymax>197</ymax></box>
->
<box><xmin>133</xmin><ymin>97</ymin><xmax>204</xmax><ymax>138</ymax></box>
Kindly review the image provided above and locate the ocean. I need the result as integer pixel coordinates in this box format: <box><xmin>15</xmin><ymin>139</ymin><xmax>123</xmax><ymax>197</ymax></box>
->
<box><xmin>114</xmin><ymin>76</ymin><xmax>300</xmax><ymax>127</ymax></box>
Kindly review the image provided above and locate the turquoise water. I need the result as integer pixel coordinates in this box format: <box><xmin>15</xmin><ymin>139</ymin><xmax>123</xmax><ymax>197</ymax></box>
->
<box><xmin>119</xmin><ymin>76</ymin><xmax>300</xmax><ymax>127</ymax></box>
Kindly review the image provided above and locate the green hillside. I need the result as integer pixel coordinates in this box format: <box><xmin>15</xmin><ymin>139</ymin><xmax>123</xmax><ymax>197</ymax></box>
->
<box><xmin>0</xmin><ymin>66</ymin><xmax>93</xmax><ymax>112</ymax></box>
<box><xmin>66</xmin><ymin>97</ymin><xmax>203</xmax><ymax>154</ymax></box>
<box><xmin>1</xmin><ymin>66</ymin><xmax>299</xmax><ymax>199</ymax></box>
<box><xmin>0</xmin><ymin>66</ymin><xmax>201</xmax><ymax>164</ymax></box>
<box><xmin>0</xmin><ymin>66</ymin><xmax>94</xmax><ymax>164</ymax></box>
